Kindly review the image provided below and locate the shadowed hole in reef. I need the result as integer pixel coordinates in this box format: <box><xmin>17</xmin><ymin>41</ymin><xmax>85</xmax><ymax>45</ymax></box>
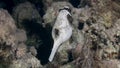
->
<box><xmin>29</xmin><ymin>0</ymin><xmax>45</xmax><ymax>17</ymax></box>
<box><xmin>0</xmin><ymin>0</ymin><xmax>15</xmax><ymax>14</ymax></box>
<box><xmin>69</xmin><ymin>0</ymin><xmax>91</xmax><ymax>8</ymax></box>
<box><xmin>78</xmin><ymin>22</ymin><xmax>84</xmax><ymax>30</ymax></box>
<box><xmin>35</xmin><ymin>3</ymin><xmax>45</xmax><ymax>17</ymax></box>
<box><xmin>67</xmin><ymin>50</ymin><xmax>73</xmax><ymax>63</ymax></box>
<box><xmin>21</xmin><ymin>19</ymin><xmax>53</xmax><ymax>65</ymax></box>
<box><xmin>69</xmin><ymin>0</ymin><xmax>80</xmax><ymax>8</ymax></box>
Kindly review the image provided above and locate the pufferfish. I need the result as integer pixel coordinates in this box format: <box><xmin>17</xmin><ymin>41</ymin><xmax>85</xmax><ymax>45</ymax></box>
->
<box><xmin>49</xmin><ymin>6</ymin><xmax>73</xmax><ymax>62</ymax></box>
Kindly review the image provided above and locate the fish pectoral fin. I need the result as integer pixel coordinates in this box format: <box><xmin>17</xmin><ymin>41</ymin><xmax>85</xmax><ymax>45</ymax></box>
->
<box><xmin>54</xmin><ymin>28</ymin><xmax>59</xmax><ymax>38</ymax></box>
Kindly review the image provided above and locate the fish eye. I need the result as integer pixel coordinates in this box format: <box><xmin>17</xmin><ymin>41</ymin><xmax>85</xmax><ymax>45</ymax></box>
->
<box><xmin>63</xmin><ymin>8</ymin><xmax>71</xmax><ymax>13</ymax></box>
<box><xmin>59</xmin><ymin>6</ymin><xmax>71</xmax><ymax>13</ymax></box>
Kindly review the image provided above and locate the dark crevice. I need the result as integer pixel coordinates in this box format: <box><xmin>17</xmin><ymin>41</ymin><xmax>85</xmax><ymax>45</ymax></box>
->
<box><xmin>69</xmin><ymin>0</ymin><xmax>80</xmax><ymax>8</ymax></box>
<box><xmin>0</xmin><ymin>0</ymin><xmax>15</xmax><ymax>14</ymax></box>
<box><xmin>21</xmin><ymin>19</ymin><xmax>53</xmax><ymax>65</ymax></box>
<box><xmin>68</xmin><ymin>50</ymin><xmax>73</xmax><ymax>62</ymax></box>
<box><xmin>78</xmin><ymin>22</ymin><xmax>84</xmax><ymax>30</ymax></box>
<box><xmin>69</xmin><ymin>0</ymin><xmax>92</xmax><ymax>8</ymax></box>
<box><xmin>29</xmin><ymin>0</ymin><xmax>45</xmax><ymax>17</ymax></box>
<box><xmin>35</xmin><ymin>2</ymin><xmax>45</xmax><ymax>17</ymax></box>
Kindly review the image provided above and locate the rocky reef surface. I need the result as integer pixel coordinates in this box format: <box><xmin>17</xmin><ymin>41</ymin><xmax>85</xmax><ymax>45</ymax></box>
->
<box><xmin>0</xmin><ymin>0</ymin><xmax>120</xmax><ymax>68</ymax></box>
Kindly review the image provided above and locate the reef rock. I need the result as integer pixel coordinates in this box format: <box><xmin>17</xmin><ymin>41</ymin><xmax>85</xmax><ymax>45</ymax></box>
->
<box><xmin>0</xmin><ymin>9</ymin><xmax>42</xmax><ymax>68</ymax></box>
<box><xmin>43</xmin><ymin>0</ymin><xmax>69</xmax><ymax>10</ymax></box>
<box><xmin>13</xmin><ymin>2</ymin><xmax>42</xmax><ymax>28</ymax></box>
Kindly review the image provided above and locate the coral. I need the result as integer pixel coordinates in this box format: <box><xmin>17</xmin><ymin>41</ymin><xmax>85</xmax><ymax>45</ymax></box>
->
<box><xmin>0</xmin><ymin>9</ymin><xmax>17</xmax><ymax>64</ymax></box>
<box><xmin>13</xmin><ymin>2</ymin><xmax>42</xmax><ymax>28</ymax></box>
<box><xmin>29</xmin><ymin>46</ymin><xmax>37</xmax><ymax>56</ymax></box>
<box><xmin>102</xmin><ymin>60</ymin><xmax>120</xmax><ymax>68</ymax></box>
<box><xmin>0</xmin><ymin>9</ymin><xmax>42</xmax><ymax>68</ymax></box>
<box><xmin>9</xmin><ymin>54</ymin><xmax>42</xmax><ymax>68</ymax></box>
<box><xmin>100</xmin><ymin>11</ymin><xmax>112</xmax><ymax>28</ymax></box>
<box><xmin>15</xmin><ymin>29</ymin><xmax>27</xmax><ymax>42</ymax></box>
<box><xmin>43</xmin><ymin>0</ymin><xmax>69</xmax><ymax>10</ymax></box>
<box><xmin>60</xmin><ymin>63</ymin><xmax>75</xmax><ymax>68</ymax></box>
<box><xmin>16</xmin><ymin>43</ymin><xmax>27</xmax><ymax>58</ymax></box>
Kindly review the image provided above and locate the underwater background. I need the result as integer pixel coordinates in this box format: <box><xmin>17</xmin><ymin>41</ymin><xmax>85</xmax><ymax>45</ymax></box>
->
<box><xmin>0</xmin><ymin>0</ymin><xmax>120</xmax><ymax>68</ymax></box>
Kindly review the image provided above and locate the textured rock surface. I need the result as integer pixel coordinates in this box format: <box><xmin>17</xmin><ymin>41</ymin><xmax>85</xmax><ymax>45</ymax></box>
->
<box><xmin>42</xmin><ymin>0</ymin><xmax>69</xmax><ymax>10</ymax></box>
<box><xmin>0</xmin><ymin>9</ymin><xmax>42</xmax><ymax>68</ymax></box>
<box><xmin>13</xmin><ymin>2</ymin><xmax>42</xmax><ymax>28</ymax></box>
<box><xmin>0</xmin><ymin>9</ymin><xmax>17</xmax><ymax>66</ymax></box>
<box><xmin>9</xmin><ymin>53</ymin><xmax>42</xmax><ymax>68</ymax></box>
